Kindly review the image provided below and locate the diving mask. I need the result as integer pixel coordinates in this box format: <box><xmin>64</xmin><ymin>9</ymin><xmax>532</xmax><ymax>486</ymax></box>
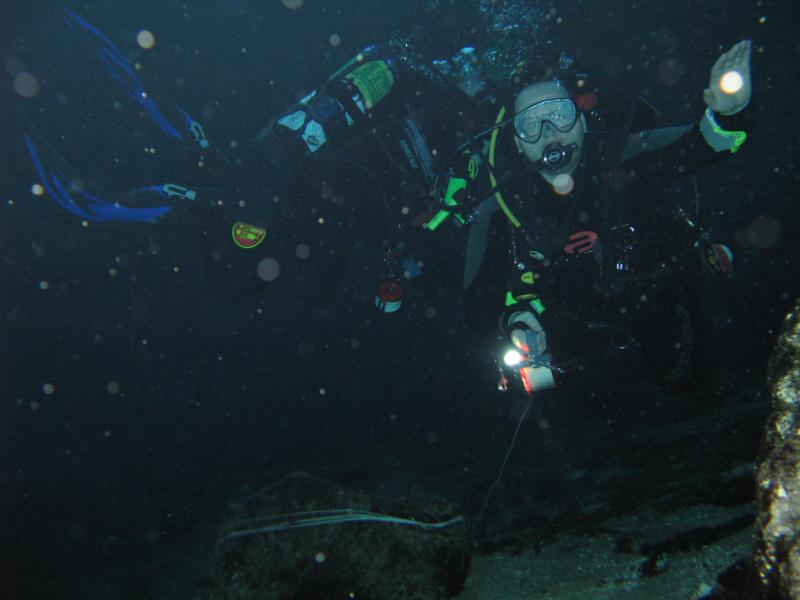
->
<box><xmin>514</xmin><ymin>98</ymin><xmax>578</xmax><ymax>144</ymax></box>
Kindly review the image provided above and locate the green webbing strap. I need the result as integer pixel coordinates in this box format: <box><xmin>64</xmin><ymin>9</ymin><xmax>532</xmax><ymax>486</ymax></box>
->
<box><xmin>426</xmin><ymin>177</ymin><xmax>467</xmax><ymax>231</ymax></box>
<box><xmin>529</xmin><ymin>298</ymin><xmax>545</xmax><ymax>315</ymax></box>
<box><xmin>699</xmin><ymin>108</ymin><xmax>747</xmax><ymax>154</ymax></box>
<box><xmin>445</xmin><ymin>177</ymin><xmax>467</xmax><ymax>205</ymax></box>
<box><xmin>504</xmin><ymin>292</ymin><xmax>545</xmax><ymax>315</ymax></box>
<box><xmin>425</xmin><ymin>209</ymin><xmax>449</xmax><ymax>231</ymax></box>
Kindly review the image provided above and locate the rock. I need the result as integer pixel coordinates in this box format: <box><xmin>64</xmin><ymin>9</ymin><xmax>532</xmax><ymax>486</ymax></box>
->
<box><xmin>755</xmin><ymin>300</ymin><xmax>800</xmax><ymax>598</ymax></box>
<box><xmin>206</xmin><ymin>471</ymin><xmax>470</xmax><ymax>599</ymax></box>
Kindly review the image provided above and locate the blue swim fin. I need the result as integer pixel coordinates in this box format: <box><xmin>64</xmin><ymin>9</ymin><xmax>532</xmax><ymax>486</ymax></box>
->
<box><xmin>62</xmin><ymin>7</ymin><xmax>184</xmax><ymax>140</ymax></box>
<box><xmin>24</xmin><ymin>133</ymin><xmax>173</xmax><ymax>224</ymax></box>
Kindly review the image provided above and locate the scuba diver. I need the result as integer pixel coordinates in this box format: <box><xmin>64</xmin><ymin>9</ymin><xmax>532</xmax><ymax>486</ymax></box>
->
<box><xmin>453</xmin><ymin>40</ymin><xmax>754</xmax><ymax>395</ymax></box>
<box><xmin>20</xmin><ymin>9</ymin><xmax>754</xmax><ymax>398</ymax></box>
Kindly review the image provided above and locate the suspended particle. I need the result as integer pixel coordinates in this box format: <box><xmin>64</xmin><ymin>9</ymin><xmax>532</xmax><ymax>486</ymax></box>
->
<box><xmin>13</xmin><ymin>72</ymin><xmax>40</xmax><ymax>98</ymax></box>
<box><xmin>256</xmin><ymin>258</ymin><xmax>281</xmax><ymax>281</ymax></box>
<box><xmin>137</xmin><ymin>30</ymin><xmax>156</xmax><ymax>49</ymax></box>
<box><xmin>552</xmin><ymin>173</ymin><xmax>574</xmax><ymax>195</ymax></box>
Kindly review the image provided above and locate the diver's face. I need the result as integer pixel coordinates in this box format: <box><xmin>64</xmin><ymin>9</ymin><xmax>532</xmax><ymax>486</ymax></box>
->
<box><xmin>514</xmin><ymin>82</ymin><xmax>585</xmax><ymax>177</ymax></box>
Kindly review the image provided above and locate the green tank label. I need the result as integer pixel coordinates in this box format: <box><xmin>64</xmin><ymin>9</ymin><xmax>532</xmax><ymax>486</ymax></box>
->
<box><xmin>346</xmin><ymin>60</ymin><xmax>394</xmax><ymax>109</ymax></box>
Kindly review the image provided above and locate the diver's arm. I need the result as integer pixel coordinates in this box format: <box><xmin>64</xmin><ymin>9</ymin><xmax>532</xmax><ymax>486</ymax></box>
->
<box><xmin>620</xmin><ymin>40</ymin><xmax>754</xmax><ymax>174</ymax></box>
<box><xmin>618</xmin><ymin>107</ymin><xmax>749</xmax><ymax>173</ymax></box>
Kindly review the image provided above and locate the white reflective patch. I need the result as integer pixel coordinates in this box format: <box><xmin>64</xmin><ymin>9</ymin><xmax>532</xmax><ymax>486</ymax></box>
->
<box><xmin>301</xmin><ymin>120</ymin><xmax>326</xmax><ymax>153</ymax></box>
<box><xmin>345</xmin><ymin>112</ymin><xmax>354</xmax><ymax>126</ymax></box>
<box><xmin>352</xmin><ymin>95</ymin><xmax>366</xmax><ymax>114</ymax></box>
<box><xmin>375</xmin><ymin>298</ymin><xmax>402</xmax><ymax>313</ymax></box>
<box><xmin>278</xmin><ymin>110</ymin><xmax>306</xmax><ymax>131</ymax></box>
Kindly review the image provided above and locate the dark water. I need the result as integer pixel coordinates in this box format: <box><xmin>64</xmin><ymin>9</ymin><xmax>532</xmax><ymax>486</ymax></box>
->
<box><xmin>1</xmin><ymin>1</ymin><xmax>798</xmax><ymax>598</ymax></box>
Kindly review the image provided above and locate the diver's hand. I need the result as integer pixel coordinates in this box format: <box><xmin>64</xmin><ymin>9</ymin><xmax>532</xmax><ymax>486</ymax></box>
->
<box><xmin>507</xmin><ymin>311</ymin><xmax>556</xmax><ymax>394</ymax></box>
<box><xmin>703</xmin><ymin>40</ymin><xmax>752</xmax><ymax>116</ymax></box>
<box><xmin>508</xmin><ymin>311</ymin><xmax>548</xmax><ymax>357</ymax></box>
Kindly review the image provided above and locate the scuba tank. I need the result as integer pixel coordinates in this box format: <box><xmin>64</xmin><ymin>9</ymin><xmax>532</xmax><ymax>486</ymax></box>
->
<box><xmin>264</xmin><ymin>45</ymin><xmax>406</xmax><ymax>155</ymax></box>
